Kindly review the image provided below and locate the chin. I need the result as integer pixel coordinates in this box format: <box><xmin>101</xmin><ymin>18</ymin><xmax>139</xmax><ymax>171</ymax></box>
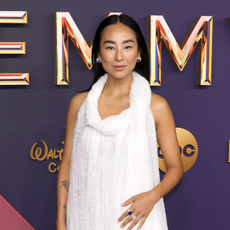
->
<box><xmin>106</xmin><ymin>69</ymin><xmax>134</xmax><ymax>80</ymax></box>
<box><xmin>112</xmin><ymin>73</ymin><xmax>132</xmax><ymax>80</ymax></box>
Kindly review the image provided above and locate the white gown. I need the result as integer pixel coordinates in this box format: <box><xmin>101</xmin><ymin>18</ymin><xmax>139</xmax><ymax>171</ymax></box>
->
<box><xmin>67</xmin><ymin>72</ymin><xmax>168</xmax><ymax>230</ymax></box>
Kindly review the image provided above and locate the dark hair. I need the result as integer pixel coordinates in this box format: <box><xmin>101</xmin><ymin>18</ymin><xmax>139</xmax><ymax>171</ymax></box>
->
<box><xmin>90</xmin><ymin>14</ymin><xmax>149</xmax><ymax>87</ymax></box>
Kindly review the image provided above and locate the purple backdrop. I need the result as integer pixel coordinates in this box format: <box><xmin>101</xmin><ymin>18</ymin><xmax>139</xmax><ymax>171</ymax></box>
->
<box><xmin>0</xmin><ymin>0</ymin><xmax>230</xmax><ymax>229</ymax></box>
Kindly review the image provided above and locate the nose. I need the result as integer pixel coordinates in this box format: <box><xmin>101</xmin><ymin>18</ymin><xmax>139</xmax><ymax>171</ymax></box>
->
<box><xmin>115</xmin><ymin>48</ymin><xmax>123</xmax><ymax>62</ymax></box>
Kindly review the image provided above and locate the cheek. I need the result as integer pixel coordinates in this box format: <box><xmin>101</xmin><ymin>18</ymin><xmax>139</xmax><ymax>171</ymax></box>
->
<box><xmin>100</xmin><ymin>52</ymin><xmax>112</xmax><ymax>71</ymax></box>
<box><xmin>126</xmin><ymin>52</ymin><xmax>138</xmax><ymax>62</ymax></box>
<box><xmin>100</xmin><ymin>50</ymin><xmax>112</xmax><ymax>62</ymax></box>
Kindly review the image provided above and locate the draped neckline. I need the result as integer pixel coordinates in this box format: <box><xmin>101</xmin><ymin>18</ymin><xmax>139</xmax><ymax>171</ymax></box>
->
<box><xmin>85</xmin><ymin>71</ymin><xmax>151</xmax><ymax>136</ymax></box>
<box><xmin>85</xmin><ymin>73</ymin><xmax>133</xmax><ymax>136</ymax></box>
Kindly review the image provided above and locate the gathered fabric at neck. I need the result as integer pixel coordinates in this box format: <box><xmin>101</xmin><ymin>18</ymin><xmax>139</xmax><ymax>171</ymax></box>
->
<box><xmin>85</xmin><ymin>71</ymin><xmax>151</xmax><ymax>136</ymax></box>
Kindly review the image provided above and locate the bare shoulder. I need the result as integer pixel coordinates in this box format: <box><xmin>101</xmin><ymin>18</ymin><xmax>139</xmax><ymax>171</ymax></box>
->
<box><xmin>70</xmin><ymin>92</ymin><xmax>88</xmax><ymax>107</ymax></box>
<box><xmin>150</xmin><ymin>92</ymin><xmax>173</xmax><ymax>124</ymax></box>
<box><xmin>68</xmin><ymin>92</ymin><xmax>88</xmax><ymax>116</ymax></box>
<box><xmin>151</xmin><ymin>92</ymin><xmax>170</xmax><ymax>112</ymax></box>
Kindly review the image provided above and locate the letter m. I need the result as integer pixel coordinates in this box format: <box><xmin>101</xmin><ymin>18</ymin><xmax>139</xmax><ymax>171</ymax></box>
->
<box><xmin>55</xmin><ymin>12</ymin><xmax>93</xmax><ymax>85</ymax></box>
<box><xmin>55</xmin><ymin>12</ymin><xmax>121</xmax><ymax>85</ymax></box>
<box><xmin>148</xmin><ymin>16</ymin><xmax>213</xmax><ymax>86</ymax></box>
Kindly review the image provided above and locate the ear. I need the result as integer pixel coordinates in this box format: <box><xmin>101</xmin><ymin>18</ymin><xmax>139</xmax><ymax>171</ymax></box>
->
<box><xmin>138</xmin><ymin>50</ymin><xmax>141</xmax><ymax>58</ymax></box>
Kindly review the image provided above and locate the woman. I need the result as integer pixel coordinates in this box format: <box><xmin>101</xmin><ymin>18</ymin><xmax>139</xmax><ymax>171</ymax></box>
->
<box><xmin>56</xmin><ymin>14</ymin><xmax>183</xmax><ymax>230</ymax></box>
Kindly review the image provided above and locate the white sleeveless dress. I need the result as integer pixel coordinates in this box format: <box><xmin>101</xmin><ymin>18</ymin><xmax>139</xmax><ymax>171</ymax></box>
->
<box><xmin>67</xmin><ymin>71</ymin><xmax>168</xmax><ymax>230</ymax></box>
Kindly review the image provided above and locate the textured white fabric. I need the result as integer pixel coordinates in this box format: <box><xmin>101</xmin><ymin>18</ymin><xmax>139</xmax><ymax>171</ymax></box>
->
<box><xmin>67</xmin><ymin>71</ymin><xmax>168</xmax><ymax>230</ymax></box>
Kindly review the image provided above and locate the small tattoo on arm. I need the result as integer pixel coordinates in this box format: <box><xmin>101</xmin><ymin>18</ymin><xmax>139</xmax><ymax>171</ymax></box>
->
<box><xmin>63</xmin><ymin>205</ymin><xmax>66</xmax><ymax>209</ymax></box>
<box><xmin>61</xmin><ymin>180</ymin><xmax>69</xmax><ymax>192</ymax></box>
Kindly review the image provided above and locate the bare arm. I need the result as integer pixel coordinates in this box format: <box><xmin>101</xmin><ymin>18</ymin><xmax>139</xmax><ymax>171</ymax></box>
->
<box><xmin>56</xmin><ymin>92</ymin><xmax>88</xmax><ymax>230</ymax></box>
<box><xmin>149</xmin><ymin>93</ymin><xmax>183</xmax><ymax>200</ymax></box>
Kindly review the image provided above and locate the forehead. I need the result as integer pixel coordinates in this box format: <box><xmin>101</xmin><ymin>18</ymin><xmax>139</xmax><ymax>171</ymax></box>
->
<box><xmin>100</xmin><ymin>23</ymin><xmax>137</xmax><ymax>42</ymax></box>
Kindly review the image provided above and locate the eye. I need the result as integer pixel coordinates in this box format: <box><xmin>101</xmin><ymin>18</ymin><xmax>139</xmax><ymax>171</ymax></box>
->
<box><xmin>106</xmin><ymin>46</ymin><xmax>115</xmax><ymax>50</ymax></box>
<box><xmin>124</xmin><ymin>46</ymin><xmax>132</xmax><ymax>49</ymax></box>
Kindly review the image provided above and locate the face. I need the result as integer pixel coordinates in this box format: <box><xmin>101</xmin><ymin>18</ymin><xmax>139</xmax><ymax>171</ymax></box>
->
<box><xmin>98</xmin><ymin>22</ymin><xmax>140</xmax><ymax>80</ymax></box>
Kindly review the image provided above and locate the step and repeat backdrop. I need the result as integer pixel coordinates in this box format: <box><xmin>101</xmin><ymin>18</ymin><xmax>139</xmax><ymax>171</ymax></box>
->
<box><xmin>0</xmin><ymin>0</ymin><xmax>230</xmax><ymax>229</ymax></box>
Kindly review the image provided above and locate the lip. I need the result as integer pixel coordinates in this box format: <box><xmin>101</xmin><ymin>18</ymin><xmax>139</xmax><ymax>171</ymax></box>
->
<box><xmin>113</xmin><ymin>65</ymin><xmax>126</xmax><ymax>71</ymax></box>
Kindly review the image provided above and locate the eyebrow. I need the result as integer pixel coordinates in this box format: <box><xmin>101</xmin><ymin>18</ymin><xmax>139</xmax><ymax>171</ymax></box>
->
<box><xmin>103</xmin><ymin>39</ymin><xmax>135</xmax><ymax>44</ymax></box>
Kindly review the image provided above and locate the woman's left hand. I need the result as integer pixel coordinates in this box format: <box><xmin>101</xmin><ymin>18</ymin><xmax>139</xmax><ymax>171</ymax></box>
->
<box><xmin>117</xmin><ymin>190</ymin><xmax>159</xmax><ymax>230</ymax></box>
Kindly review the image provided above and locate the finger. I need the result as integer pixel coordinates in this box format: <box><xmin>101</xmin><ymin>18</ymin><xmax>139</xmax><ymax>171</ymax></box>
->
<box><xmin>118</xmin><ymin>208</ymin><xmax>136</xmax><ymax>223</ymax></box>
<box><xmin>126</xmin><ymin>216</ymin><xmax>141</xmax><ymax>230</ymax></box>
<box><xmin>121</xmin><ymin>196</ymin><xmax>136</xmax><ymax>206</ymax></box>
<box><xmin>118</xmin><ymin>209</ymin><xmax>130</xmax><ymax>223</ymax></box>
<box><xmin>120</xmin><ymin>215</ymin><xmax>133</xmax><ymax>228</ymax></box>
<box><xmin>136</xmin><ymin>217</ymin><xmax>147</xmax><ymax>230</ymax></box>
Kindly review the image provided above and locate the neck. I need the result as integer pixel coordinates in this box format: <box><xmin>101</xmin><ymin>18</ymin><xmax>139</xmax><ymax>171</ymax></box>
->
<box><xmin>103</xmin><ymin>73</ymin><xmax>133</xmax><ymax>97</ymax></box>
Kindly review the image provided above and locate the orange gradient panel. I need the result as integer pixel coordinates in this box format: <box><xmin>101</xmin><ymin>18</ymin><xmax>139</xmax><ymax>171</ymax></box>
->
<box><xmin>0</xmin><ymin>11</ymin><xmax>29</xmax><ymax>85</ymax></box>
<box><xmin>55</xmin><ymin>12</ymin><xmax>121</xmax><ymax>85</ymax></box>
<box><xmin>148</xmin><ymin>16</ymin><xmax>213</xmax><ymax>86</ymax></box>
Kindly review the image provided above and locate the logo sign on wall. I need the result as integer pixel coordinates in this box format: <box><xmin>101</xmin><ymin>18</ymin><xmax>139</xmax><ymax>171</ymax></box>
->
<box><xmin>158</xmin><ymin>128</ymin><xmax>198</xmax><ymax>172</ymax></box>
<box><xmin>30</xmin><ymin>140</ymin><xmax>63</xmax><ymax>173</ymax></box>
<box><xmin>0</xmin><ymin>11</ymin><xmax>213</xmax><ymax>86</ymax></box>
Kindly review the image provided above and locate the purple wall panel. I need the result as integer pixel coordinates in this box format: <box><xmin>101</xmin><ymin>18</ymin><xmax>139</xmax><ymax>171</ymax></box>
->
<box><xmin>0</xmin><ymin>0</ymin><xmax>230</xmax><ymax>229</ymax></box>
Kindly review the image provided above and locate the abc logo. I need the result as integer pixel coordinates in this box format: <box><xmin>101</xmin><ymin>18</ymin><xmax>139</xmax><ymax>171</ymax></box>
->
<box><xmin>158</xmin><ymin>127</ymin><xmax>198</xmax><ymax>172</ymax></box>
